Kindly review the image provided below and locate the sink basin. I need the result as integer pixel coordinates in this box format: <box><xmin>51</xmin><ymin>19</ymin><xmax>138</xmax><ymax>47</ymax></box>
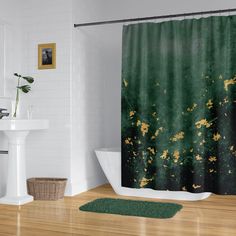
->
<box><xmin>0</xmin><ymin>119</ymin><xmax>49</xmax><ymax>131</ymax></box>
<box><xmin>0</xmin><ymin>119</ymin><xmax>49</xmax><ymax>205</ymax></box>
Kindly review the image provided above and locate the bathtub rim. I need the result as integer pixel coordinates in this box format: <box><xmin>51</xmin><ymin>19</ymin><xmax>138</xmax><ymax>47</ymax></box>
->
<box><xmin>95</xmin><ymin>147</ymin><xmax>212</xmax><ymax>200</ymax></box>
<box><xmin>95</xmin><ymin>147</ymin><xmax>121</xmax><ymax>153</ymax></box>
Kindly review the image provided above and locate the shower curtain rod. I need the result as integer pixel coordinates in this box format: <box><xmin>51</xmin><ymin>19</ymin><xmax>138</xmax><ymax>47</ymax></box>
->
<box><xmin>74</xmin><ymin>8</ymin><xmax>236</xmax><ymax>28</ymax></box>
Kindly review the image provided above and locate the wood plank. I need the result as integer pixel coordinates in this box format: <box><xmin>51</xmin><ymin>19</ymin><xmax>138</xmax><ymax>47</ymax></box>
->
<box><xmin>0</xmin><ymin>184</ymin><xmax>235</xmax><ymax>236</ymax></box>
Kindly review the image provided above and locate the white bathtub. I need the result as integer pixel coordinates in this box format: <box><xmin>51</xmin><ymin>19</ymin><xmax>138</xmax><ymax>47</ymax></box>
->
<box><xmin>95</xmin><ymin>148</ymin><xmax>211</xmax><ymax>201</ymax></box>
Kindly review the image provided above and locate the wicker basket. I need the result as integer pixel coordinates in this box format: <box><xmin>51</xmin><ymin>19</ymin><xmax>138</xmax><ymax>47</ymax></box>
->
<box><xmin>27</xmin><ymin>178</ymin><xmax>67</xmax><ymax>200</ymax></box>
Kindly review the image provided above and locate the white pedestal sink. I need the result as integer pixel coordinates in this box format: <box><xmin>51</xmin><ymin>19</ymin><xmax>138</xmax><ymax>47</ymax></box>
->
<box><xmin>0</xmin><ymin>119</ymin><xmax>49</xmax><ymax>205</ymax></box>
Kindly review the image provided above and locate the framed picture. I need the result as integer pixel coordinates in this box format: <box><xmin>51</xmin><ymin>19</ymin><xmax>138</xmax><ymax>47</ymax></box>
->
<box><xmin>38</xmin><ymin>43</ymin><xmax>56</xmax><ymax>69</ymax></box>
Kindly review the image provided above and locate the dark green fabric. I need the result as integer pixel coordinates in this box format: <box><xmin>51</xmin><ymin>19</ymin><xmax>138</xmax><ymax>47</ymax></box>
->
<box><xmin>79</xmin><ymin>198</ymin><xmax>182</xmax><ymax>218</ymax></box>
<box><xmin>122</xmin><ymin>16</ymin><xmax>236</xmax><ymax>194</ymax></box>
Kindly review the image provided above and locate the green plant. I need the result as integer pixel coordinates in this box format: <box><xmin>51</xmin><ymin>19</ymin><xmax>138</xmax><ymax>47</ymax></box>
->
<box><xmin>13</xmin><ymin>73</ymin><xmax>34</xmax><ymax>118</ymax></box>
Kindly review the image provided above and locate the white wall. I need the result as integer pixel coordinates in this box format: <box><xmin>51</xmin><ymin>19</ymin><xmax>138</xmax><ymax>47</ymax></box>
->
<box><xmin>70</xmin><ymin>24</ymin><xmax>110</xmax><ymax>194</ymax></box>
<box><xmin>0</xmin><ymin>0</ymin><xmax>23</xmax><ymax>197</ymax></box>
<box><xmin>0</xmin><ymin>0</ymin><xmax>74</xmax><ymax>196</ymax></box>
<box><xmin>70</xmin><ymin>1</ymin><xmax>124</xmax><ymax>194</ymax></box>
<box><xmin>73</xmin><ymin>0</ymin><xmax>236</xmax><ymax>21</ymax></box>
<box><xmin>20</xmin><ymin>0</ymin><xmax>73</xmax><ymax>192</ymax></box>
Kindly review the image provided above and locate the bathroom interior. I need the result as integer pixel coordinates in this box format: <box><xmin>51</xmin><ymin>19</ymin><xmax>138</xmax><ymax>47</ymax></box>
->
<box><xmin>0</xmin><ymin>0</ymin><xmax>236</xmax><ymax>235</ymax></box>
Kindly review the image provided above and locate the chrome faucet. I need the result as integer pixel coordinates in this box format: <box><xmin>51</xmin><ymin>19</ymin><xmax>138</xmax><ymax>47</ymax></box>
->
<box><xmin>0</xmin><ymin>108</ymin><xmax>9</xmax><ymax>119</ymax></box>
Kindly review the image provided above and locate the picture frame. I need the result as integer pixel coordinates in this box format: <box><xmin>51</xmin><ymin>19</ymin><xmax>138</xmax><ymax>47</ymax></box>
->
<box><xmin>38</xmin><ymin>43</ymin><xmax>56</xmax><ymax>69</ymax></box>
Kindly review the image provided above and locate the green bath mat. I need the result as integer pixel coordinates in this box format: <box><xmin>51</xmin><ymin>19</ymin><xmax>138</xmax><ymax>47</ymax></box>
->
<box><xmin>79</xmin><ymin>198</ymin><xmax>182</xmax><ymax>219</ymax></box>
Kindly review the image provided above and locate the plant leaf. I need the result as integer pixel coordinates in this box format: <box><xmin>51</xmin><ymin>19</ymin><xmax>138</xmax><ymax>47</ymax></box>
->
<box><xmin>14</xmin><ymin>73</ymin><xmax>20</xmax><ymax>77</ymax></box>
<box><xmin>22</xmin><ymin>76</ymin><xmax>34</xmax><ymax>83</ymax></box>
<box><xmin>18</xmin><ymin>85</ymin><xmax>31</xmax><ymax>93</ymax></box>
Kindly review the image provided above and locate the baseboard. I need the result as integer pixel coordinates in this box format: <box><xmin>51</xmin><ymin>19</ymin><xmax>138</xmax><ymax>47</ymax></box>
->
<box><xmin>65</xmin><ymin>175</ymin><xmax>108</xmax><ymax>196</ymax></box>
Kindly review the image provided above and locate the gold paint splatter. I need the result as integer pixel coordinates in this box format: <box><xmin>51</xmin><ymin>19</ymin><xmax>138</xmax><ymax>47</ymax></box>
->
<box><xmin>148</xmin><ymin>159</ymin><xmax>153</xmax><ymax>164</ymax></box>
<box><xmin>136</xmin><ymin>120</ymin><xmax>141</xmax><ymax>126</ymax></box>
<box><xmin>196</xmin><ymin>154</ymin><xmax>202</xmax><ymax>161</ymax></box>
<box><xmin>213</xmin><ymin>133</ymin><xmax>221</xmax><ymax>141</ymax></box>
<box><xmin>133</xmin><ymin>151</ymin><xmax>137</xmax><ymax>156</ymax></box>
<box><xmin>195</xmin><ymin>119</ymin><xmax>212</xmax><ymax>129</ymax></box>
<box><xmin>160</xmin><ymin>150</ymin><xmax>168</xmax><ymax>159</ymax></box>
<box><xmin>141</xmin><ymin>122</ymin><xmax>149</xmax><ymax>136</ymax></box>
<box><xmin>200</xmin><ymin>140</ymin><xmax>206</xmax><ymax>146</ymax></box>
<box><xmin>125</xmin><ymin>138</ymin><xmax>133</xmax><ymax>145</ymax></box>
<box><xmin>192</xmin><ymin>184</ymin><xmax>201</xmax><ymax>189</ymax></box>
<box><xmin>229</xmin><ymin>170</ymin><xmax>232</xmax><ymax>174</ymax></box>
<box><xmin>147</xmin><ymin>147</ymin><xmax>155</xmax><ymax>155</ymax></box>
<box><xmin>139</xmin><ymin>177</ymin><xmax>152</xmax><ymax>188</ymax></box>
<box><xmin>182</xmin><ymin>186</ymin><xmax>187</xmax><ymax>191</ymax></box>
<box><xmin>206</xmin><ymin>99</ymin><xmax>213</xmax><ymax>109</ymax></box>
<box><xmin>197</xmin><ymin>132</ymin><xmax>202</xmax><ymax>137</ymax></box>
<box><xmin>173</xmin><ymin>150</ymin><xmax>180</xmax><ymax>163</ymax></box>
<box><xmin>155</xmin><ymin>130</ymin><xmax>160</xmax><ymax>137</ymax></box>
<box><xmin>190</xmin><ymin>148</ymin><xmax>193</xmax><ymax>153</ymax></box>
<box><xmin>230</xmin><ymin>146</ymin><xmax>234</xmax><ymax>151</ymax></box>
<box><xmin>151</xmin><ymin>127</ymin><xmax>163</xmax><ymax>140</ymax></box>
<box><xmin>209</xmin><ymin>156</ymin><xmax>217</xmax><ymax>162</ymax></box>
<box><xmin>156</xmin><ymin>127</ymin><xmax>163</xmax><ymax>136</ymax></box>
<box><xmin>224</xmin><ymin>97</ymin><xmax>229</xmax><ymax>103</ymax></box>
<box><xmin>170</xmin><ymin>131</ymin><xmax>184</xmax><ymax>142</ymax></box>
<box><xmin>152</xmin><ymin>112</ymin><xmax>157</xmax><ymax>117</ymax></box>
<box><xmin>224</xmin><ymin>77</ymin><xmax>236</xmax><ymax>91</ymax></box>
<box><xmin>123</xmin><ymin>79</ymin><xmax>128</xmax><ymax>87</ymax></box>
<box><xmin>137</xmin><ymin>140</ymin><xmax>141</xmax><ymax>144</ymax></box>
<box><xmin>232</xmin><ymin>151</ymin><xmax>236</xmax><ymax>156</ymax></box>
<box><xmin>187</xmin><ymin>103</ymin><xmax>197</xmax><ymax>112</ymax></box>
<box><xmin>209</xmin><ymin>169</ymin><xmax>214</xmax><ymax>173</ymax></box>
<box><xmin>129</xmin><ymin>111</ymin><xmax>136</xmax><ymax>118</ymax></box>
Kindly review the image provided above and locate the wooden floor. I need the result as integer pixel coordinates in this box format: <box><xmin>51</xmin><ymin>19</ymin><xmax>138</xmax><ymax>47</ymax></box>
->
<box><xmin>0</xmin><ymin>184</ymin><xmax>236</xmax><ymax>236</ymax></box>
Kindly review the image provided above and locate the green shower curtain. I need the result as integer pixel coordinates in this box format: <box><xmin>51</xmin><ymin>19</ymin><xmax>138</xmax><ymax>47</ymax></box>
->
<box><xmin>122</xmin><ymin>15</ymin><xmax>236</xmax><ymax>194</ymax></box>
